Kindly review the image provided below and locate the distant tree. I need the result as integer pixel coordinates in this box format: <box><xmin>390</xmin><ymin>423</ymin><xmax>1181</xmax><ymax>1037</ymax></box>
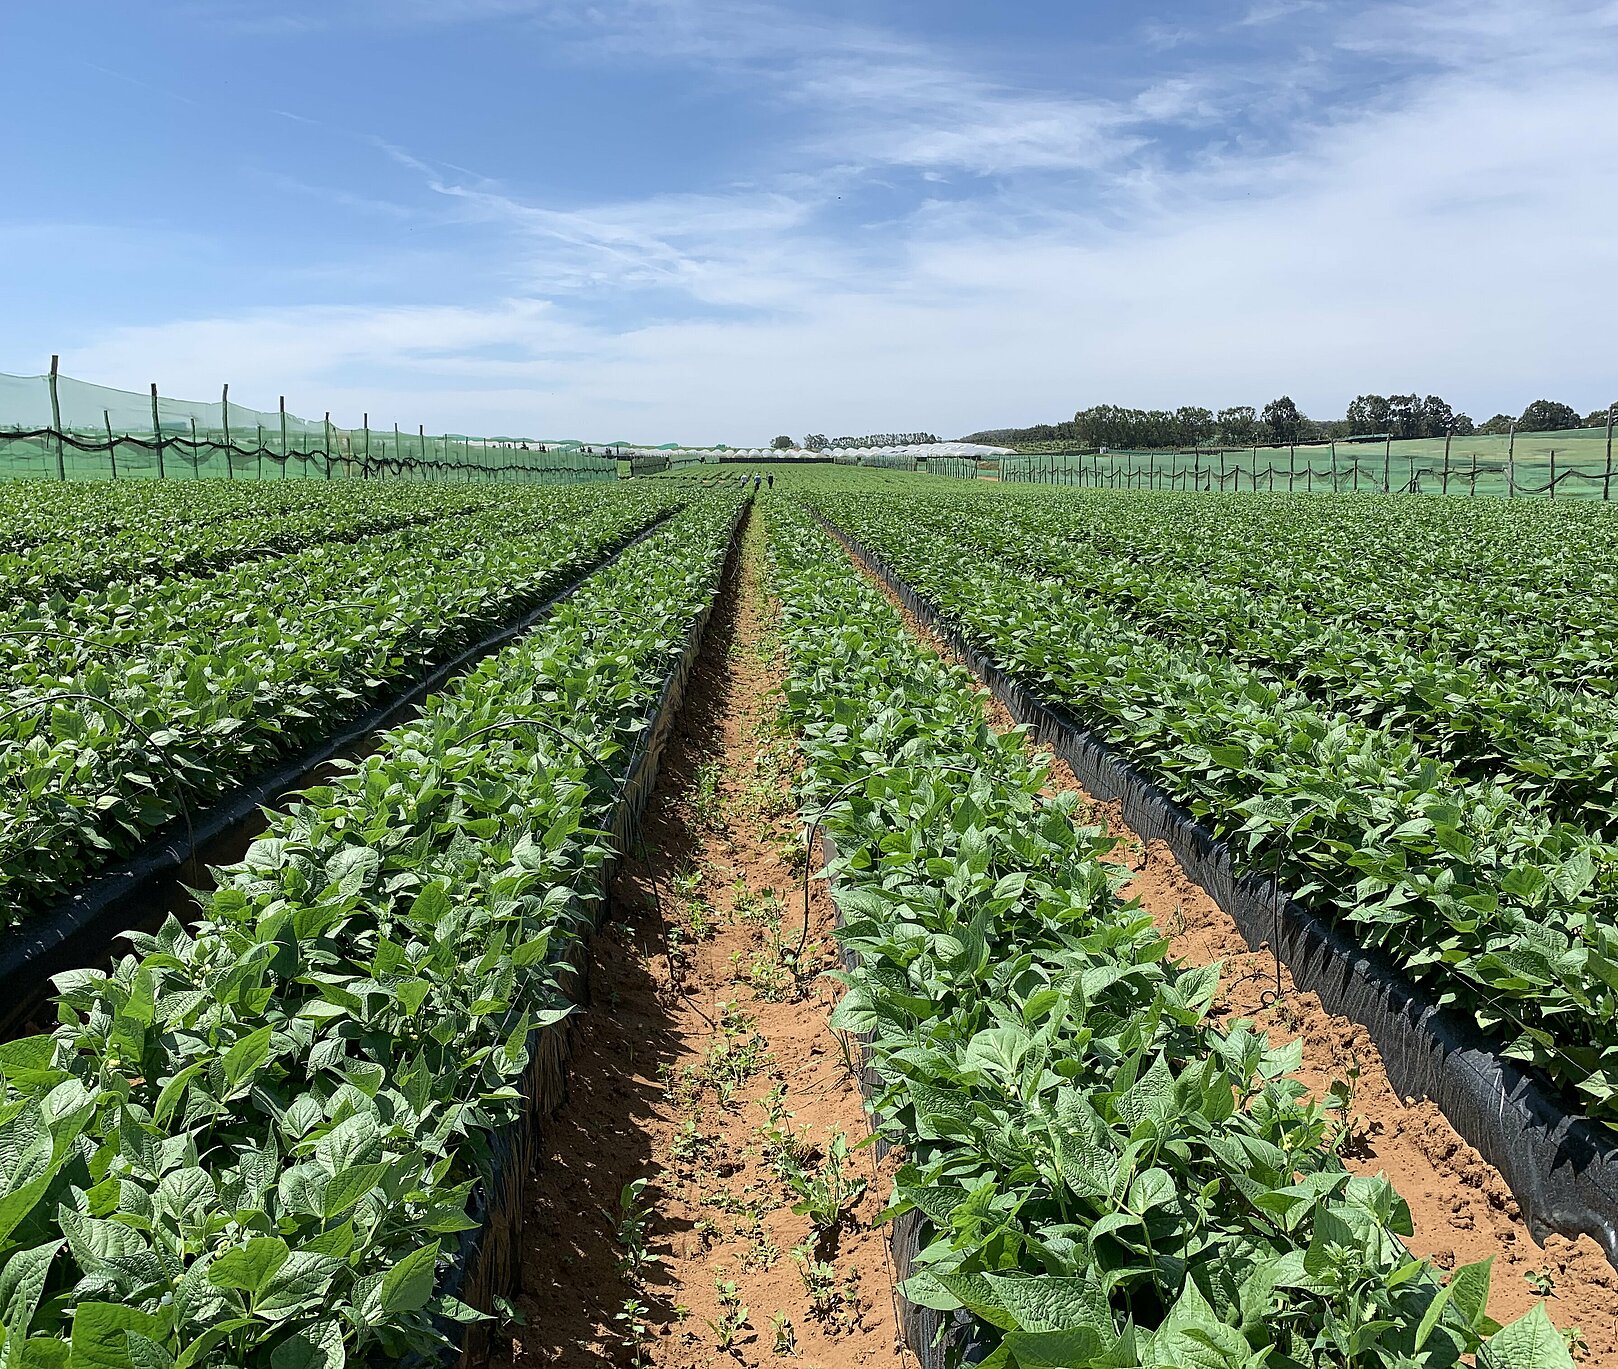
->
<box><xmin>1450</xmin><ymin>413</ymin><xmax>1476</xmax><ymax>436</ymax></box>
<box><xmin>1517</xmin><ymin>399</ymin><xmax>1580</xmax><ymax>433</ymax></box>
<box><xmin>1584</xmin><ymin>405</ymin><xmax>1617</xmax><ymax>427</ymax></box>
<box><xmin>1261</xmin><ymin>396</ymin><xmax>1303</xmax><ymax>443</ymax></box>
<box><xmin>1217</xmin><ymin>406</ymin><xmax>1258</xmax><ymax>445</ymax></box>
<box><xmin>1387</xmin><ymin>394</ymin><xmax>1426</xmax><ymax>440</ymax></box>
<box><xmin>1297</xmin><ymin>416</ymin><xmax>1329</xmax><ymax>442</ymax></box>
<box><xmin>771</xmin><ymin>434</ymin><xmax>793</xmax><ymax>450</ymax></box>
<box><xmin>1175</xmin><ymin>406</ymin><xmax>1216</xmax><ymax>447</ymax></box>
<box><xmin>1420</xmin><ymin>396</ymin><xmax>1456</xmax><ymax>437</ymax></box>
<box><xmin>1479</xmin><ymin>414</ymin><xmax>1514</xmax><ymax>435</ymax></box>
<box><xmin>1345</xmin><ymin>394</ymin><xmax>1392</xmax><ymax>436</ymax></box>
<box><xmin>803</xmin><ymin>433</ymin><xmax>828</xmax><ymax>451</ymax></box>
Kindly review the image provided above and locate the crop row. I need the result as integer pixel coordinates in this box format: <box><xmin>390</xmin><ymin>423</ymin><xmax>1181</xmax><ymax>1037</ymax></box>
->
<box><xmin>804</xmin><ymin>489</ymin><xmax>1618</xmax><ymax>1122</ymax></box>
<box><xmin>981</xmin><ymin>487</ymin><xmax>1618</xmax><ymax>696</ymax></box>
<box><xmin>897</xmin><ymin>496</ymin><xmax>1618</xmax><ymax>834</ymax></box>
<box><xmin>765</xmin><ymin>501</ymin><xmax>1566</xmax><ymax>1368</ymax></box>
<box><xmin>0</xmin><ymin>482</ymin><xmax>515</xmax><ymax>608</ymax></box>
<box><xmin>0</xmin><ymin>490</ymin><xmax>743</xmax><ymax>1367</ymax></box>
<box><xmin>0</xmin><ymin>484</ymin><xmax>682</xmax><ymax>922</ymax></box>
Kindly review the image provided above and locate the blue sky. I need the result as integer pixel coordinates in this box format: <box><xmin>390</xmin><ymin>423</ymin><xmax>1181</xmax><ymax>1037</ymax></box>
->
<box><xmin>3</xmin><ymin>0</ymin><xmax>1615</xmax><ymax>444</ymax></box>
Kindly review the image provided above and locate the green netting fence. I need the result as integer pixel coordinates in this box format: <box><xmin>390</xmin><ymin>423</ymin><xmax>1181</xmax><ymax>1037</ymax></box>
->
<box><xmin>0</xmin><ymin>363</ymin><xmax>618</xmax><ymax>484</ymax></box>
<box><xmin>921</xmin><ymin>456</ymin><xmax>981</xmax><ymax>479</ymax></box>
<box><xmin>832</xmin><ymin>452</ymin><xmax>922</xmax><ymax>471</ymax></box>
<box><xmin>999</xmin><ymin>418</ymin><xmax>1618</xmax><ymax>499</ymax></box>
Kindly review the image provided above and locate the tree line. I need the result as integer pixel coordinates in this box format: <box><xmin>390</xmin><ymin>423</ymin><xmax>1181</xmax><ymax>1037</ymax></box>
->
<box><xmin>963</xmin><ymin>396</ymin><xmax>1614</xmax><ymax>451</ymax></box>
<box><xmin>773</xmin><ymin>432</ymin><xmax>940</xmax><ymax>451</ymax></box>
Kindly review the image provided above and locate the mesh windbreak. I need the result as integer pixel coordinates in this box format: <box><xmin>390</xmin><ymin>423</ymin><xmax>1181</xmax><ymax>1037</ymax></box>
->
<box><xmin>999</xmin><ymin>420</ymin><xmax>1618</xmax><ymax>499</ymax></box>
<box><xmin>0</xmin><ymin>367</ymin><xmax>619</xmax><ymax>484</ymax></box>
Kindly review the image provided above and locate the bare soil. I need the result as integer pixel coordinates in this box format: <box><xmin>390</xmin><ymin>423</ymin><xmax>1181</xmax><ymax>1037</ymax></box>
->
<box><xmin>836</xmin><ymin>534</ymin><xmax>1618</xmax><ymax>1366</ymax></box>
<box><xmin>495</xmin><ymin>504</ymin><xmax>909</xmax><ymax>1369</ymax></box>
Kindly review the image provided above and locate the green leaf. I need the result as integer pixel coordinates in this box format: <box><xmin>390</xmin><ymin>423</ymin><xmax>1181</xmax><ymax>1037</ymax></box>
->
<box><xmin>1002</xmin><ymin>1327</ymin><xmax>1107</xmax><ymax>1368</ymax></box>
<box><xmin>220</xmin><ymin>1026</ymin><xmax>273</xmax><ymax>1094</ymax></box>
<box><xmin>983</xmin><ymin>1272</ymin><xmax>1111</xmax><ymax>1334</ymax></box>
<box><xmin>379</xmin><ymin>1245</ymin><xmax>439</xmax><ymax>1317</ymax></box>
<box><xmin>0</xmin><ymin>1241</ymin><xmax>62</xmax><ymax>1348</ymax></box>
<box><xmin>256</xmin><ymin>1253</ymin><xmax>343</xmax><ymax>1319</ymax></box>
<box><xmin>1447</xmin><ymin>1256</ymin><xmax>1493</xmax><ymax>1331</ymax></box>
<box><xmin>320</xmin><ymin>1163</ymin><xmax>388</xmax><ymax>1219</ymax></box>
<box><xmin>269</xmin><ymin>1322</ymin><xmax>345</xmax><ymax>1369</ymax></box>
<box><xmin>1482</xmin><ymin>1304</ymin><xmax>1576</xmax><ymax>1368</ymax></box>
<box><xmin>66</xmin><ymin>1303</ymin><xmax>169</xmax><ymax>1369</ymax></box>
<box><xmin>206</xmin><ymin>1236</ymin><xmax>290</xmax><ymax>1295</ymax></box>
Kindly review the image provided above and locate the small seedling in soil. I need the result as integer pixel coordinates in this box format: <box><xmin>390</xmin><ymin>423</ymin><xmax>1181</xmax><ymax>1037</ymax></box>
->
<box><xmin>708</xmin><ymin>1279</ymin><xmax>751</xmax><ymax>1352</ymax></box>
<box><xmin>739</xmin><ymin>1209</ymin><xmax>780</xmax><ymax>1270</ymax></box>
<box><xmin>703</xmin><ymin>1003</ymin><xmax>771</xmax><ymax>1103</ymax></box>
<box><xmin>1525</xmin><ymin>1268</ymin><xmax>1557</xmax><ymax>1296</ymax></box>
<box><xmin>792</xmin><ymin>1245</ymin><xmax>864</xmax><ymax>1333</ymax></box>
<box><xmin>616</xmin><ymin>1178</ymin><xmax>658</xmax><ymax>1280</ymax></box>
<box><xmin>690</xmin><ymin>761</ymin><xmax>726</xmax><ymax>831</ymax></box>
<box><xmin>670</xmin><ymin>1120</ymin><xmax>715</xmax><ymax>1170</ymax></box>
<box><xmin>740</xmin><ymin>885</ymin><xmax>786</xmax><ymax>928</ymax></box>
<box><xmin>784</xmin><ymin>1131</ymin><xmax>867</xmax><ymax>1234</ymax></box>
<box><xmin>733</xmin><ymin>947</ymin><xmax>791</xmax><ymax>1000</ymax></box>
<box><xmin>615</xmin><ymin>1297</ymin><xmax>653</xmax><ymax>1366</ymax></box>
<box><xmin>684</xmin><ymin>896</ymin><xmax>717</xmax><ymax>941</ymax></box>
<box><xmin>770</xmin><ymin>1311</ymin><xmax>798</xmax><ymax>1356</ymax></box>
<box><xmin>671</xmin><ymin>865</ymin><xmax>703</xmax><ymax>899</ymax></box>
<box><xmin>1563</xmin><ymin>1326</ymin><xmax>1589</xmax><ymax>1360</ymax></box>
<box><xmin>492</xmin><ymin>1294</ymin><xmax>526</xmax><ymax>1328</ymax></box>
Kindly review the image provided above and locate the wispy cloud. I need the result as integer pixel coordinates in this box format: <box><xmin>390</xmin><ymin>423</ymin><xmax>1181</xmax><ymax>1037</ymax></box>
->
<box><xmin>21</xmin><ymin>0</ymin><xmax>1618</xmax><ymax>442</ymax></box>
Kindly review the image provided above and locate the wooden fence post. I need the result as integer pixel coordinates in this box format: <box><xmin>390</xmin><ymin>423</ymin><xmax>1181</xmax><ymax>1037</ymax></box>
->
<box><xmin>1605</xmin><ymin>406</ymin><xmax>1614</xmax><ymax>502</ymax></box>
<box><xmin>48</xmin><ymin>355</ymin><xmax>65</xmax><ymax>481</ymax></box>
<box><xmin>104</xmin><ymin>409</ymin><xmax>117</xmax><ymax>481</ymax></box>
<box><xmin>221</xmin><ymin>384</ymin><xmax>234</xmax><ymax>480</ymax></box>
<box><xmin>280</xmin><ymin>397</ymin><xmax>289</xmax><ymax>481</ymax></box>
<box><xmin>1507</xmin><ymin>423</ymin><xmax>1517</xmax><ymax>498</ymax></box>
<box><xmin>151</xmin><ymin>384</ymin><xmax>166</xmax><ymax>480</ymax></box>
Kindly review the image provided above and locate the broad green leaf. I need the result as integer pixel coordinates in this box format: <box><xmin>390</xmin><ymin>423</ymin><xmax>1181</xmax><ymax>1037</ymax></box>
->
<box><xmin>206</xmin><ymin>1236</ymin><xmax>290</xmax><ymax>1295</ymax></box>
<box><xmin>378</xmin><ymin>1245</ymin><xmax>439</xmax><ymax>1317</ymax></box>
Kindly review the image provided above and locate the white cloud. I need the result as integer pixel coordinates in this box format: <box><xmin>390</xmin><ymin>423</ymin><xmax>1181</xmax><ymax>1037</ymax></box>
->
<box><xmin>26</xmin><ymin>0</ymin><xmax>1618</xmax><ymax>442</ymax></box>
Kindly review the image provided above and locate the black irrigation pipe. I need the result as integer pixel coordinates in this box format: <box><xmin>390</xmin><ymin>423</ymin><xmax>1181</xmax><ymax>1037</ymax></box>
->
<box><xmin>0</xmin><ymin>509</ymin><xmax>682</xmax><ymax>1040</ymax></box>
<box><xmin>821</xmin><ymin>515</ymin><xmax>1618</xmax><ymax>1275</ymax></box>
<box><xmin>424</xmin><ymin>498</ymin><xmax>750</xmax><ymax>1367</ymax></box>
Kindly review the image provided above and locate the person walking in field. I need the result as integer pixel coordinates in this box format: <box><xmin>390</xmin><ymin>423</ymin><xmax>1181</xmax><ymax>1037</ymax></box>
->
<box><xmin>766</xmin><ymin>473</ymin><xmax>775</xmax><ymax>490</ymax></box>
